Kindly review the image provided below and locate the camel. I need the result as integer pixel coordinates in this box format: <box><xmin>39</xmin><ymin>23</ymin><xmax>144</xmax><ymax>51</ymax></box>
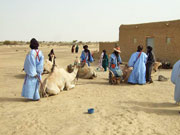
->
<box><xmin>40</xmin><ymin>60</ymin><xmax>78</xmax><ymax>97</ymax></box>
<box><xmin>109</xmin><ymin>70</ymin><xmax>122</xmax><ymax>84</ymax></box>
<box><xmin>67</xmin><ymin>57</ymin><xmax>97</xmax><ymax>79</ymax></box>
<box><xmin>122</xmin><ymin>65</ymin><xmax>133</xmax><ymax>83</ymax></box>
<box><xmin>108</xmin><ymin>65</ymin><xmax>133</xmax><ymax>84</ymax></box>
<box><xmin>77</xmin><ymin>63</ymin><xmax>97</xmax><ymax>79</ymax></box>
<box><xmin>67</xmin><ymin>62</ymin><xmax>97</xmax><ymax>79</ymax></box>
<box><xmin>153</xmin><ymin>61</ymin><xmax>162</xmax><ymax>72</ymax></box>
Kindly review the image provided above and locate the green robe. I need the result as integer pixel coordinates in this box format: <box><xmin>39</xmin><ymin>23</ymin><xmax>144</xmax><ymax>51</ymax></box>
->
<box><xmin>102</xmin><ymin>54</ymin><xmax>109</xmax><ymax>71</ymax></box>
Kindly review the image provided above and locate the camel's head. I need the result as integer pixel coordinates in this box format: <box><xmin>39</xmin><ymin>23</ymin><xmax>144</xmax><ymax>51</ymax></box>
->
<box><xmin>66</xmin><ymin>58</ymin><xmax>80</xmax><ymax>73</ymax></box>
<box><xmin>43</xmin><ymin>59</ymin><xmax>53</xmax><ymax>74</ymax></box>
<box><xmin>67</xmin><ymin>64</ymin><xmax>75</xmax><ymax>73</ymax></box>
<box><xmin>75</xmin><ymin>57</ymin><xmax>88</xmax><ymax>70</ymax></box>
<box><xmin>153</xmin><ymin>62</ymin><xmax>162</xmax><ymax>72</ymax></box>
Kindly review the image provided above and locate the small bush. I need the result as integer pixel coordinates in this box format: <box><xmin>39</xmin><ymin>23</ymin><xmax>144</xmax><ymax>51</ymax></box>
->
<box><xmin>3</xmin><ymin>40</ymin><xmax>18</xmax><ymax>45</ymax></box>
<box><xmin>12</xmin><ymin>41</ymin><xmax>17</xmax><ymax>45</ymax></box>
<box><xmin>3</xmin><ymin>40</ymin><xmax>11</xmax><ymax>45</ymax></box>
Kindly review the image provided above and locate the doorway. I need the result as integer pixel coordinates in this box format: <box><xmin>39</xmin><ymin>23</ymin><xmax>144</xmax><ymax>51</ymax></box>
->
<box><xmin>146</xmin><ymin>37</ymin><xmax>154</xmax><ymax>49</ymax></box>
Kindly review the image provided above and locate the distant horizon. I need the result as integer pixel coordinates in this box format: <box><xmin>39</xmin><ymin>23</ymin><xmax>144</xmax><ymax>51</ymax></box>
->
<box><xmin>1</xmin><ymin>18</ymin><xmax>180</xmax><ymax>42</ymax></box>
<box><xmin>1</xmin><ymin>0</ymin><xmax>180</xmax><ymax>41</ymax></box>
<box><xmin>0</xmin><ymin>39</ymin><xmax>106</xmax><ymax>42</ymax></box>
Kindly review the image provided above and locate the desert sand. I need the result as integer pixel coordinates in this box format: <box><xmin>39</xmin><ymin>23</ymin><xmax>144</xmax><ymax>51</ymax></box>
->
<box><xmin>0</xmin><ymin>44</ymin><xmax>180</xmax><ymax>135</ymax></box>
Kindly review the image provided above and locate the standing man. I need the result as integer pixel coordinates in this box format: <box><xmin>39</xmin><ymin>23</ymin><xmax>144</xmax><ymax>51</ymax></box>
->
<box><xmin>128</xmin><ymin>45</ymin><xmax>147</xmax><ymax>85</ymax></box>
<box><xmin>75</xmin><ymin>44</ymin><xmax>79</xmax><ymax>53</ymax></box>
<box><xmin>171</xmin><ymin>60</ymin><xmax>180</xmax><ymax>105</ymax></box>
<box><xmin>146</xmin><ymin>46</ymin><xmax>155</xmax><ymax>83</ymax></box>
<box><xmin>80</xmin><ymin>45</ymin><xmax>94</xmax><ymax>66</ymax></box>
<box><xmin>71</xmin><ymin>44</ymin><xmax>75</xmax><ymax>53</ymax></box>
<box><xmin>22</xmin><ymin>38</ymin><xmax>44</xmax><ymax>101</ymax></box>
<box><xmin>102</xmin><ymin>50</ymin><xmax>109</xmax><ymax>71</ymax></box>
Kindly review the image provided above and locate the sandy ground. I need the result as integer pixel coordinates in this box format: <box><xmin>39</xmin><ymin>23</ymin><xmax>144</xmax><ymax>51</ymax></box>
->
<box><xmin>0</xmin><ymin>44</ymin><xmax>180</xmax><ymax>135</ymax></box>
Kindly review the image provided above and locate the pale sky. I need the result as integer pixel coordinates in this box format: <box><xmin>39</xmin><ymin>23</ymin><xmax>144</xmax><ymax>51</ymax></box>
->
<box><xmin>0</xmin><ymin>0</ymin><xmax>180</xmax><ymax>41</ymax></box>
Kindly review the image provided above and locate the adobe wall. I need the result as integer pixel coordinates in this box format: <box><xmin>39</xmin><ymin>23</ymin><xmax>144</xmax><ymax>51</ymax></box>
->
<box><xmin>94</xmin><ymin>42</ymin><xmax>118</xmax><ymax>59</ymax></box>
<box><xmin>119</xmin><ymin>20</ymin><xmax>180</xmax><ymax>65</ymax></box>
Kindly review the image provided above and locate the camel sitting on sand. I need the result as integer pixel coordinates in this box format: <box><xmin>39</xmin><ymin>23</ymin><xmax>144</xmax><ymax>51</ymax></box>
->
<box><xmin>77</xmin><ymin>63</ymin><xmax>97</xmax><ymax>79</ymax></box>
<box><xmin>40</xmin><ymin>60</ymin><xmax>78</xmax><ymax>97</ymax></box>
<box><xmin>67</xmin><ymin>58</ymin><xmax>97</xmax><ymax>79</ymax></box>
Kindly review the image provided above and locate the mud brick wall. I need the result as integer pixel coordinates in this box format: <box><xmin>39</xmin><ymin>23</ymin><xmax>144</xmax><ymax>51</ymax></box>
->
<box><xmin>119</xmin><ymin>20</ymin><xmax>180</xmax><ymax>65</ymax></box>
<box><xmin>93</xmin><ymin>42</ymin><xmax>118</xmax><ymax>59</ymax></box>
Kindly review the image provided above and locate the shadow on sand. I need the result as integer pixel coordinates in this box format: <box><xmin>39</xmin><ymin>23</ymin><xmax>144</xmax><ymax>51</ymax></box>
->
<box><xmin>0</xmin><ymin>97</ymin><xmax>29</xmax><ymax>102</ymax></box>
<box><xmin>122</xmin><ymin>101</ymin><xmax>177</xmax><ymax>108</ymax></box>
<box><xmin>14</xmin><ymin>74</ymin><xmax>26</xmax><ymax>79</ymax></box>
<box><xmin>130</xmin><ymin>106</ymin><xmax>180</xmax><ymax>116</ymax></box>
<box><xmin>122</xmin><ymin>101</ymin><xmax>180</xmax><ymax>116</ymax></box>
<box><xmin>76</xmin><ymin>80</ymin><xmax>110</xmax><ymax>86</ymax></box>
<box><xmin>85</xmin><ymin>81</ymin><xmax>110</xmax><ymax>85</ymax></box>
<box><xmin>77</xmin><ymin>80</ymin><xmax>136</xmax><ymax>87</ymax></box>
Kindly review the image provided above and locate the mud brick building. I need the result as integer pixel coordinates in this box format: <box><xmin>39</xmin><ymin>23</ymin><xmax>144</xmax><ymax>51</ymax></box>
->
<box><xmin>97</xmin><ymin>20</ymin><xmax>180</xmax><ymax>65</ymax></box>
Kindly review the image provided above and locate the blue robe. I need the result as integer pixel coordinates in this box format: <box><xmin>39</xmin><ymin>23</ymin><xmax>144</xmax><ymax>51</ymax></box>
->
<box><xmin>109</xmin><ymin>53</ymin><xmax>122</xmax><ymax>77</ymax></box>
<box><xmin>128</xmin><ymin>52</ymin><xmax>147</xmax><ymax>84</ymax></box>
<box><xmin>80</xmin><ymin>51</ymin><xmax>94</xmax><ymax>66</ymax></box>
<box><xmin>171</xmin><ymin>60</ymin><xmax>180</xmax><ymax>102</ymax></box>
<box><xmin>22</xmin><ymin>49</ymin><xmax>44</xmax><ymax>100</ymax></box>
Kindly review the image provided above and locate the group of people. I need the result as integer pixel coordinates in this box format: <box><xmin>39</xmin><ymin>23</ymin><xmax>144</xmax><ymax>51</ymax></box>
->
<box><xmin>127</xmin><ymin>45</ymin><xmax>155</xmax><ymax>84</ymax></box>
<box><xmin>97</xmin><ymin>44</ymin><xmax>154</xmax><ymax>85</ymax></box>
<box><xmin>22</xmin><ymin>39</ymin><xmax>94</xmax><ymax>101</ymax></box>
<box><xmin>71</xmin><ymin>44</ymin><xmax>79</xmax><ymax>53</ymax></box>
<box><xmin>21</xmin><ymin>38</ymin><xmax>180</xmax><ymax>106</ymax></box>
<box><xmin>105</xmin><ymin>44</ymin><xmax>155</xmax><ymax>85</ymax></box>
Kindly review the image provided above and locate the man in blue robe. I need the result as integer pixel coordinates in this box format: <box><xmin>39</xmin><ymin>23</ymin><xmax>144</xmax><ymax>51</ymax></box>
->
<box><xmin>171</xmin><ymin>60</ymin><xmax>180</xmax><ymax>105</ymax></box>
<box><xmin>80</xmin><ymin>45</ymin><xmax>94</xmax><ymax>66</ymax></box>
<box><xmin>22</xmin><ymin>38</ymin><xmax>44</xmax><ymax>101</ymax></box>
<box><xmin>109</xmin><ymin>45</ymin><xmax>122</xmax><ymax>77</ymax></box>
<box><xmin>128</xmin><ymin>45</ymin><xmax>147</xmax><ymax>85</ymax></box>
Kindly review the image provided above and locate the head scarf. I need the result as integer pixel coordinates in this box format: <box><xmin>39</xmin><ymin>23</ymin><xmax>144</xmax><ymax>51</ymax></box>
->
<box><xmin>30</xmin><ymin>38</ymin><xmax>39</xmax><ymax>49</ymax></box>
<box><xmin>137</xmin><ymin>45</ymin><xmax>143</xmax><ymax>52</ymax></box>
<box><xmin>147</xmin><ymin>46</ymin><xmax>153</xmax><ymax>53</ymax></box>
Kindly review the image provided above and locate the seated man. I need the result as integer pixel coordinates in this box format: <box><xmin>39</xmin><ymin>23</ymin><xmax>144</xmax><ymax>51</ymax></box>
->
<box><xmin>109</xmin><ymin>44</ymin><xmax>123</xmax><ymax>84</ymax></box>
<box><xmin>80</xmin><ymin>45</ymin><xmax>94</xmax><ymax>66</ymax></box>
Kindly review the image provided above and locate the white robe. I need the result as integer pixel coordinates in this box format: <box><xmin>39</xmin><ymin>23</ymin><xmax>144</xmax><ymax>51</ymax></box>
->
<box><xmin>171</xmin><ymin>60</ymin><xmax>180</xmax><ymax>102</ymax></box>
